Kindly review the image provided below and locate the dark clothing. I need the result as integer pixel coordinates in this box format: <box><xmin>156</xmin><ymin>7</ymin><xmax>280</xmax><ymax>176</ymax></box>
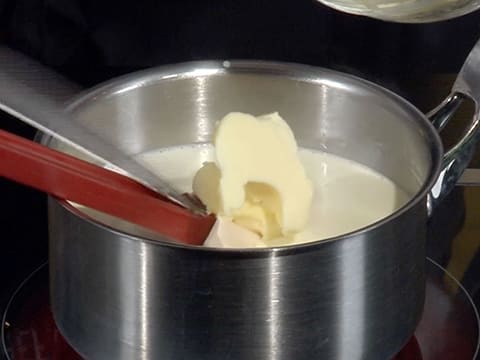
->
<box><xmin>1</xmin><ymin>0</ymin><xmax>479</xmax><ymax>88</ymax></box>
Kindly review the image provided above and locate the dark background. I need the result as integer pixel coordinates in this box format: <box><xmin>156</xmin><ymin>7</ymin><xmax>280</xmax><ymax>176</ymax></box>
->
<box><xmin>1</xmin><ymin>1</ymin><xmax>480</xmax><ymax>355</ymax></box>
<box><xmin>1</xmin><ymin>0</ymin><xmax>480</xmax><ymax>87</ymax></box>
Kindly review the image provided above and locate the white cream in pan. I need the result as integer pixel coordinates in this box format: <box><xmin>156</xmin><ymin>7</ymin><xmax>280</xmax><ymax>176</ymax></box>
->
<box><xmin>136</xmin><ymin>144</ymin><xmax>409</xmax><ymax>247</ymax></box>
<box><xmin>73</xmin><ymin>112</ymin><xmax>409</xmax><ymax>248</ymax></box>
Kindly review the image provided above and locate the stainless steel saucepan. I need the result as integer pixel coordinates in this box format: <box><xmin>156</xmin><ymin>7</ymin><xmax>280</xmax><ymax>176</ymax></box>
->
<box><xmin>2</xmin><ymin>38</ymin><xmax>480</xmax><ymax>359</ymax></box>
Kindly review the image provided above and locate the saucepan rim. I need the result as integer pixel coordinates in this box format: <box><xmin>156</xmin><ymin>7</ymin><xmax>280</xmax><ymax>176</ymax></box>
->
<box><xmin>44</xmin><ymin>60</ymin><xmax>444</xmax><ymax>254</ymax></box>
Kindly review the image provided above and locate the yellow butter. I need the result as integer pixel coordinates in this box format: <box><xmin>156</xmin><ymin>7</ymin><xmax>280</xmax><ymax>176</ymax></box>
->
<box><xmin>203</xmin><ymin>216</ymin><xmax>266</xmax><ymax>248</ymax></box>
<box><xmin>193</xmin><ymin>112</ymin><xmax>313</xmax><ymax>241</ymax></box>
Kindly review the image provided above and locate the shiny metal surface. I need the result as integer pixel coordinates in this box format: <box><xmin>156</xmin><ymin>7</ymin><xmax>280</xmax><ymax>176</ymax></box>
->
<box><xmin>6</xmin><ymin>258</ymin><xmax>480</xmax><ymax>359</ymax></box>
<box><xmin>0</xmin><ymin>46</ymin><xmax>205</xmax><ymax>214</ymax></box>
<box><xmin>50</xmin><ymin>200</ymin><xmax>427</xmax><ymax>360</ymax></box>
<box><xmin>0</xmin><ymin>46</ymin><xmax>80</xmax><ymax>103</ymax></box>
<box><xmin>316</xmin><ymin>0</ymin><xmax>480</xmax><ymax>23</ymax></box>
<box><xmin>46</xmin><ymin>61</ymin><xmax>449</xmax><ymax>360</ymax></box>
<box><xmin>427</xmin><ymin>38</ymin><xmax>480</xmax><ymax>210</ymax></box>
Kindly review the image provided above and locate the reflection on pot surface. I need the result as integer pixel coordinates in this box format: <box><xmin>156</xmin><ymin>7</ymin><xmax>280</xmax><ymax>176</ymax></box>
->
<box><xmin>46</xmin><ymin>61</ymin><xmax>448</xmax><ymax>360</ymax></box>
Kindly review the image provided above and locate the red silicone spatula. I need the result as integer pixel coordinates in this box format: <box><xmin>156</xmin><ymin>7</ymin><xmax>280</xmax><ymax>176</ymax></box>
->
<box><xmin>0</xmin><ymin>129</ymin><xmax>215</xmax><ymax>245</ymax></box>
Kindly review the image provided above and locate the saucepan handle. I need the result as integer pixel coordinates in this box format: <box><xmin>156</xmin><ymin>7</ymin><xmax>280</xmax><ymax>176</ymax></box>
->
<box><xmin>427</xmin><ymin>92</ymin><xmax>480</xmax><ymax>212</ymax></box>
<box><xmin>427</xmin><ymin>37</ymin><xmax>480</xmax><ymax>212</ymax></box>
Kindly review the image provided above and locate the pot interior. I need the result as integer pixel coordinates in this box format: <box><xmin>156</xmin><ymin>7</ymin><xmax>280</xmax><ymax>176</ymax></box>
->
<box><xmin>48</xmin><ymin>61</ymin><xmax>441</xmax><ymax>242</ymax></box>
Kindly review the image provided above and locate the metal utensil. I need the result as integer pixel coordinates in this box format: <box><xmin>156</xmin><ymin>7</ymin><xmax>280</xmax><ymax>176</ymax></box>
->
<box><xmin>0</xmin><ymin>59</ymin><xmax>206</xmax><ymax>215</ymax></box>
<box><xmin>0</xmin><ymin>129</ymin><xmax>214</xmax><ymax>245</ymax></box>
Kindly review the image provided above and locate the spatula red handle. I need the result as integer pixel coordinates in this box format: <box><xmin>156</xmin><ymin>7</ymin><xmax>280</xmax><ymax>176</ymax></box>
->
<box><xmin>0</xmin><ymin>129</ymin><xmax>214</xmax><ymax>245</ymax></box>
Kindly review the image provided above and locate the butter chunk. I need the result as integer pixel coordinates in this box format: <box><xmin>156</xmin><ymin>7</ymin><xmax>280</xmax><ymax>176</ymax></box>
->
<box><xmin>203</xmin><ymin>216</ymin><xmax>266</xmax><ymax>248</ymax></box>
<box><xmin>192</xmin><ymin>162</ymin><xmax>221</xmax><ymax>214</ymax></box>
<box><xmin>193</xmin><ymin>112</ymin><xmax>313</xmax><ymax>241</ymax></box>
